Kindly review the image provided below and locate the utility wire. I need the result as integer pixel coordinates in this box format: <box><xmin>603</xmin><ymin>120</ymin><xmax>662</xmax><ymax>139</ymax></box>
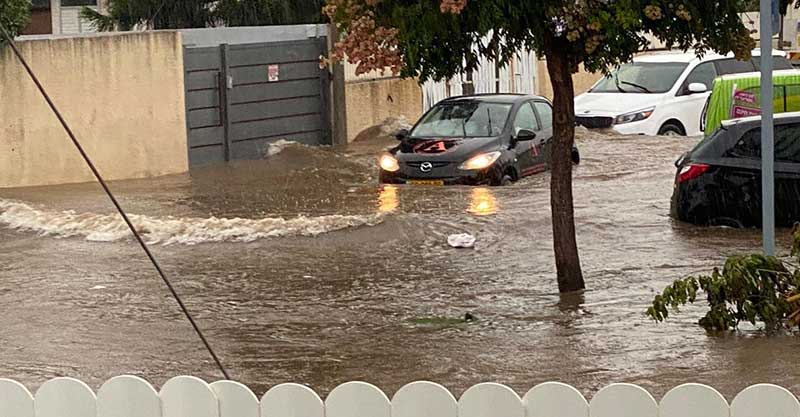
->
<box><xmin>0</xmin><ymin>24</ymin><xmax>230</xmax><ymax>380</ymax></box>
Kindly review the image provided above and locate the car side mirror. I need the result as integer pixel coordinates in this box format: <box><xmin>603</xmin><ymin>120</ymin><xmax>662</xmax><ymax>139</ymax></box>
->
<box><xmin>395</xmin><ymin>128</ymin><xmax>409</xmax><ymax>141</ymax></box>
<box><xmin>515</xmin><ymin>129</ymin><xmax>537</xmax><ymax>142</ymax></box>
<box><xmin>687</xmin><ymin>83</ymin><xmax>708</xmax><ymax>94</ymax></box>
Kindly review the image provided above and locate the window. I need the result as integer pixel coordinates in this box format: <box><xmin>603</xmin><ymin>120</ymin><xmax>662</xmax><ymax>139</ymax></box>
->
<box><xmin>752</xmin><ymin>56</ymin><xmax>794</xmax><ymax>71</ymax></box>
<box><xmin>61</xmin><ymin>0</ymin><xmax>97</xmax><ymax>6</ymax></box>
<box><xmin>513</xmin><ymin>103</ymin><xmax>539</xmax><ymax>135</ymax></box>
<box><xmin>728</xmin><ymin>128</ymin><xmax>761</xmax><ymax>159</ymax></box>
<box><xmin>411</xmin><ymin>101</ymin><xmax>512</xmax><ymax>138</ymax></box>
<box><xmin>533</xmin><ymin>102</ymin><xmax>553</xmax><ymax>130</ymax></box>
<box><xmin>715</xmin><ymin>58</ymin><xmax>755</xmax><ymax>75</ymax></box>
<box><xmin>680</xmin><ymin>62</ymin><xmax>717</xmax><ymax>95</ymax></box>
<box><xmin>776</xmin><ymin>124</ymin><xmax>800</xmax><ymax>163</ymax></box>
<box><xmin>591</xmin><ymin>62</ymin><xmax>688</xmax><ymax>93</ymax></box>
<box><xmin>729</xmin><ymin>124</ymin><xmax>800</xmax><ymax>163</ymax></box>
<box><xmin>31</xmin><ymin>0</ymin><xmax>50</xmax><ymax>9</ymax></box>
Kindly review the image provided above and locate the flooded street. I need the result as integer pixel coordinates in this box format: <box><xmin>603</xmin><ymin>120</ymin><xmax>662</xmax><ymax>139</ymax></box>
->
<box><xmin>1</xmin><ymin>132</ymin><xmax>798</xmax><ymax>400</ymax></box>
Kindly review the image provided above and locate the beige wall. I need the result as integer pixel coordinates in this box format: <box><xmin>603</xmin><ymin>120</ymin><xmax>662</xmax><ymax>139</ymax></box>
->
<box><xmin>536</xmin><ymin>60</ymin><xmax>603</xmax><ymax>100</ymax></box>
<box><xmin>0</xmin><ymin>32</ymin><xmax>188</xmax><ymax>188</ymax></box>
<box><xmin>345</xmin><ymin>77</ymin><xmax>422</xmax><ymax>142</ymax></box>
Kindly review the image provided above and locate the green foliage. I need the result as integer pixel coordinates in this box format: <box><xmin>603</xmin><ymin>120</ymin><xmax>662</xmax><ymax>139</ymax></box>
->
<box><xmin>81</xmin><ymin>0</ymin><xmax>212</xmax><ymax>31</ymax></box>
<box><xmin>215</xmin><ymin>0</ymin><xmax>324</xmax><ymax>27</ymax></box>
<box><xmin>648</xmin><ymin>227</ymin><xmax>800</xmax><ymax>331</ymax></box>
<box><xmin>0</xmin><ymin>0</ymin><xmax>31</xmax><ymax>43</ymax></box>
<box><xmin>81</xmin><ymin>0</ymin><xmax>324</xmax><ymax>31</ymax></box>
<box><xmin>333</xmin><ymin>0</ymin><xmax>756</xmax><ymax>82</ymax></box>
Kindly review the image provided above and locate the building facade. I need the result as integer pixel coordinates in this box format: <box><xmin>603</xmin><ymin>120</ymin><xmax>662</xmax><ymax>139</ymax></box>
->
<box><xmin>21</xmin><ymin>0</ymin><xmax>107</xmax><ymax>36</ymax></box>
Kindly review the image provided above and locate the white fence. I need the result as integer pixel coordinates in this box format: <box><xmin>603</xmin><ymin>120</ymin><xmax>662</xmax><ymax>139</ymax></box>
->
<box><xmin>2</xmin><ymin>377</ymin><xmax>800</xmax><ymax>417</ymax></box>
<box><xmin>421</xmin><ymin>42</ymin><xmax>539</xmax><ymax>111</ymax></box>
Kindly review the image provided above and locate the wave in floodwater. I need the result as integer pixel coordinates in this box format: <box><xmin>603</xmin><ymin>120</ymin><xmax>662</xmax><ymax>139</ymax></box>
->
<box><xmin>0</xmin><ymin>199</ymin><xmax>383</xmax><ymax>245</ymax></box>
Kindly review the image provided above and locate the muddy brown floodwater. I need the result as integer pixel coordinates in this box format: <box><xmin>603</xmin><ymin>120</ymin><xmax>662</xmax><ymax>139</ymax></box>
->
<box><xmin>1</xmin><ymin>132</ymin><xmax>799</xmax><ymax>400</ymax></box>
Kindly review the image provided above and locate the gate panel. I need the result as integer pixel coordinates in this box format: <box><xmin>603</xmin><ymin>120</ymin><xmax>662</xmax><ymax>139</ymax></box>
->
<box><xmin>226</xmin><ymin>39</ymin><xmax>329</xmax><ymax>160</ymax></box>
<box><xmin>183</xmin><ymin>38</ymin><xmax>330</xmax><ymax>166</ymax></box>
<box><xmin>184</xmin><ymin>46</ymin><xmax>225</xmax><ymax>165</ymax></box>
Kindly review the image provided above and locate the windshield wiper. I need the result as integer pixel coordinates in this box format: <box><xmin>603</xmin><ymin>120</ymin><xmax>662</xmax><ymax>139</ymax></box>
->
<box><xmin>614</xmin><ymin>74</ymin><xmax>626</xmax><ymax>93</ymax></box>
<box><xmin>620</xmin><ymin>80</ymin><xmax>652</xmax><ymax>93</ymax></box>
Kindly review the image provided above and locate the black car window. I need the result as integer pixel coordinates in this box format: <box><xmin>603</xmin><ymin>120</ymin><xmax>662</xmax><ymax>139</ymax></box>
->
<box><xmin>533</xmin><ymin>102</ymin><xmax>553</xmax><ymax>130</ymax></box>
<box><xmin>728</xmin><ymin>124</ymin><xmax>800</xmax><ymax>163</ymax></box>
<box><xmin>728</xmin><ymin>128</ymin><xmax>761</xmax><ymax>159</ymax></box>
<box><xmin>715</xmin><ymin>58</ymin><xmax>755</xmax><ymax>75</ymax></box>
<box><xmin>513</xmin><ymin>102</ymin><xmax>539</xmax><ymax>135</ymax></box>
<box><xmin>752</xmin><ymin>56</ymin><xmax>794</xmax><ymax>71</ymax></box>
<box><xmin>680</xmin><ymin>62</ymin><xmax>717</xmax><ymax>95</ymax></box>
<box><xmin>776</xmin><ymin>124</ymin><xmax>800</xmax><ymax>163</ymax></box>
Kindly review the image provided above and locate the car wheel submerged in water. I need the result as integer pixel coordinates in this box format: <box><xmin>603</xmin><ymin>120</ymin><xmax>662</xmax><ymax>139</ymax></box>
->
<box><xmin>378</xmin><ymin>94</ymin><xmax>581</xmax><ymax>187</ymax></box>
<box><xmin>658</xmin><ymin>122</ymin><xmax>685</xmax><ymax>137</ymax></box>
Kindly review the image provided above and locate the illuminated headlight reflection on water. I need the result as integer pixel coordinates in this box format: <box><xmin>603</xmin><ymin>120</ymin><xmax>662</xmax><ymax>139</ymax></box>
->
<box><xmin>467</xmin><ymin>187</ymin><xmax>498</xmax><ymax>216</ymax></box>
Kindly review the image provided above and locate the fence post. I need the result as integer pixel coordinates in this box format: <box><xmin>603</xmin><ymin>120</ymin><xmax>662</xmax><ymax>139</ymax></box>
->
<box><xmin>327</xmin><ymin>24</ymin><xmax>348</xmax><ymax>145</ymax></box>
<box><xmin>219</xmin><ymin>43</ymin><xmax>232</xmax><ymax>162</ymax></box>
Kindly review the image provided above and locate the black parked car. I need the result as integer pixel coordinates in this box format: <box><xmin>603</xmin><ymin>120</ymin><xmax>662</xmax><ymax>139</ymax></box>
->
<box><xmin>671</xmin><ymin>113</ymin><xmax>800</xmax><ymax>227</ymax></box>
<box><xmin>379</xmin><ymin>94</ymin><xmax>580</xmax><ymax>186</ymax></box>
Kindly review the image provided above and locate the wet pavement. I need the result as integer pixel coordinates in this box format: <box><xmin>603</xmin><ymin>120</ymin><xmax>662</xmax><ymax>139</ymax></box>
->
<box><xmin>1</xmin><ymin>132</ymin><xmax>799</xmax><ymax>399</ymax></box>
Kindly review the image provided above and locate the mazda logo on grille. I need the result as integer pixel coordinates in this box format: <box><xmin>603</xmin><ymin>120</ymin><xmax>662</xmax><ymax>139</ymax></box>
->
<box><xmin>420</xmin><ymin>162</ymin><xmax>433</xmax><ymax>172</ymax></box>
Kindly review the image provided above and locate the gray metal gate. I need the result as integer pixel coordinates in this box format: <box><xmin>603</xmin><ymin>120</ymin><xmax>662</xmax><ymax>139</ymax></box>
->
<box><xmin>184</xmin><ymin>38</ymin><xmax>330</xmax><ymax>166</ymax></box>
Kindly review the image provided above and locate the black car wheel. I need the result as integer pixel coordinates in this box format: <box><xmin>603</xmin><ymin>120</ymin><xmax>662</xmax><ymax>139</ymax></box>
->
<box><xmin>658</xmin><ymin>122</ymin><xmax>685</xmax><ymax>136</ymax></box>
<box><xmin>499</xmin><ymin>175</ymin><xmax>514</xmax><ymax>186</ymax></box>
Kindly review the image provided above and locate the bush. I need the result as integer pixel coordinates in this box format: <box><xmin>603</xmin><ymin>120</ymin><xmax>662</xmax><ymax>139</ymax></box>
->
<box><xmin>647</xmin><ymin>226</ymin><xmax>800</xmax><ymax>331</ymax></box>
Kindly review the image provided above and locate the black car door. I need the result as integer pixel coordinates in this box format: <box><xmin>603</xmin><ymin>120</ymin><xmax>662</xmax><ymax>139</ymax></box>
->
<box><xmin>510</xmin><ymin>101</ymin><xmax>541</xmax><ymax>176</ymax></box>
<box><xmin>533</xmin><ymin>101</ymin><xmax>554</xmax><ymax>170</ymax></box>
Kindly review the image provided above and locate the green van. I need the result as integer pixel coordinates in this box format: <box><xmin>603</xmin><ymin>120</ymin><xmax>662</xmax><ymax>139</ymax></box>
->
<box><xmin>702</xmin><ymin>69</ymin><xmax>800</xmax><ymax>136</ymax></box>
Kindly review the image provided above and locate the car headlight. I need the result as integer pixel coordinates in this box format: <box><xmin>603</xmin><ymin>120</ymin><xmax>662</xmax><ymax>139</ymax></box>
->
<box><xmin>379</xmin><ymin>153</ymin><xmax>400</xmax><ymax>172</ymax></box>
<box><xmin>459</xmin><ymin>151</ymin><xmax>502</xmax><ymax>170</ymax></box>
<box><xmin>614</xmin><ymin>107</ymin><xmax>655</xmax><ymax>125</ymax></box>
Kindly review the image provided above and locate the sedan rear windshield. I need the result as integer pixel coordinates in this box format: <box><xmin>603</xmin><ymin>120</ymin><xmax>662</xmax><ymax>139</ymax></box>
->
<box><xmin>591</xmin><ymin>62</ymin><xmax>689</xmax><ymax>94</ymax></box>
<box><xmin>411</xmin><ymin>101</ymin><xmax>513</xmax><ymax>138</ymax></box>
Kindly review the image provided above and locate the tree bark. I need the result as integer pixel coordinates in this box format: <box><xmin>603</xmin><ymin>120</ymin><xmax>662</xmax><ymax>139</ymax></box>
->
<box><xmin>545</xmin><ymin>49</ymin><xmax>585</xmax><ymax>293</ymax></box>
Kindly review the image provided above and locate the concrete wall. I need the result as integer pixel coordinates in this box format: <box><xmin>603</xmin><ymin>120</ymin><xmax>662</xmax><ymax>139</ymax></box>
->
<box><xmin>536</xmin><ymin>61</ymin><xmax>602</xmax><ymax>100</ymax></box>
<box><xmin>345</xmin><ymin>77</ymin><xmax>423</xmax><ymax>142</ymax></box>
<box><xmin>180</xmin><ymin>25</ymin><xmax>328</xmax><ymax>47</ymax></box>
<box><xmin>0</xmin><ymin>31</ymin><xmax>188</xmax><ymax>188</ymax></box>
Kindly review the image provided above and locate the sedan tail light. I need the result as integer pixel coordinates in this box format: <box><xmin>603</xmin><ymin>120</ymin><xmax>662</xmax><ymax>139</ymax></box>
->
<box><xmin>677</xmin><ymin>163</ymin><xmax>710</xmax><ymax>184</ymax></box>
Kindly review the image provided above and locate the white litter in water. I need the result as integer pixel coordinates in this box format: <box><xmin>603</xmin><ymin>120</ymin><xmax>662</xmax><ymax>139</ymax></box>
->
<box><xmin>265</xmin><ymin>139</ymin><xmax>299</xmax><ymax>157</ymax></box>
<box><xmin>90</xmin><ymin>285</ymin><xmax>106</xmax><ymax>290</ymax></box>
<box><xmin>447</xmin><ymin>233</ymin><xmax>476</xmax><ymax>249</ymax></box>
<box><xmin>0</xmin><ymin>199</ymin><xmax>383</xmax><ymax>245</ymax></box>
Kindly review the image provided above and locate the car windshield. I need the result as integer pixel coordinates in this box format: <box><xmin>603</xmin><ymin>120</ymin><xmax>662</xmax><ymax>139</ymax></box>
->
<box><xmin>411</xmin><ymin>101</ymin><xmax>512</xmax><ymax>138</ymax></box>
<box><xmin>591</xmin><ymin>62</ymin><xmax>689</xmax><ymax>93</ymax></box>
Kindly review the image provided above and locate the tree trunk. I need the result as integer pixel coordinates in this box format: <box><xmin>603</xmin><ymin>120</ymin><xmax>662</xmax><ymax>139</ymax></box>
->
<box><xmin>545</xmin><ymin>49</ymin><xmax>585</xmax><ymax>293</ymax></box>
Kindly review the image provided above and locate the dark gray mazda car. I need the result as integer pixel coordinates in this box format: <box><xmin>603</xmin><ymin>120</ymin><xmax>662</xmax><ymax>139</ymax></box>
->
<box><xmin>379</xmin><ymin>94</ymin><xmax>580</xmax><ymax>186</ymax></box>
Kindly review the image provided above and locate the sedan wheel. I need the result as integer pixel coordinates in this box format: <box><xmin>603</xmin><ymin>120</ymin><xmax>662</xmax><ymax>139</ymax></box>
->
<box><xmin>658</xmin><ymin>122</ymin><xmax>685</xmax><ymax>136</ymax></box>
